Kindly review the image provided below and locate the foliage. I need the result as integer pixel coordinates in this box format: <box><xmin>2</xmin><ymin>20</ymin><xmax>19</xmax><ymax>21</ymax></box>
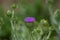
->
<box><xmin>0</xmin><ymin>0</ymin><xmax>60</xmax><ymax>40</ymax></box>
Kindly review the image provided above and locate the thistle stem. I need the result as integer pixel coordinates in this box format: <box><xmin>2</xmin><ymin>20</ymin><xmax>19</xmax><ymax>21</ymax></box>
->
<box><xmin>10</xmin><ymin>10</ymin><xmax>18</xmax><ymax>40</ymax></box>
<box><xmin>46</xmin><ymin>31</ymin><xmax>52</xmax><ymax>40</ymax></box>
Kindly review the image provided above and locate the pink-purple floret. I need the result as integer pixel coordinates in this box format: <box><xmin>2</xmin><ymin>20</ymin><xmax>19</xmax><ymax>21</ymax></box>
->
<box><xmin>24</xmin><ymin>17</ymin><xmax>35</xmax><ymax>23</ymax></box>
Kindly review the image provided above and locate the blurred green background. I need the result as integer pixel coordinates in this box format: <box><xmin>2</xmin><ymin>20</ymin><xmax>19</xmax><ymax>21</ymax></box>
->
<box><xmin>0</xmin><ymin>0</ymin><xmax>60</xmax><ymax>40</ymax></box>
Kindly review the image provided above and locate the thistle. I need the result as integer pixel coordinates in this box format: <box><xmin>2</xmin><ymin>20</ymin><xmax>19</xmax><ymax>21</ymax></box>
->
<box><xmin>24</xmin><ymin>17</ymin><xmax>36</xmax><ymax>31</ymax></box>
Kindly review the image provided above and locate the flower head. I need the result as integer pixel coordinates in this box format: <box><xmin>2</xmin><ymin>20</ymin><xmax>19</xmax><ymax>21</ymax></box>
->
<box><xmin>24</xmin><ymin>17</ymin><xmax>35</xmax><ymax>23</ymax></box>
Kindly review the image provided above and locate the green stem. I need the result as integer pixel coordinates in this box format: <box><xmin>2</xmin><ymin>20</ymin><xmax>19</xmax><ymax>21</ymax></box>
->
<box><xmin>46</xmin><ymin>31</ymin><xmax>52</xmax><ymax>40</ymax></box>
<box><xmin>10</xmin><ymin>10</ymin><xmax>18</xmax><ymax>40</ymax></box>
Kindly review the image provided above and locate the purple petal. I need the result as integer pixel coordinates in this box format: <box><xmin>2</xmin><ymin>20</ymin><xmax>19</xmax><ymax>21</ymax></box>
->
<box><xmin>24</xmin><ymin>17</ymin><xmax>35</xmax><ymax>23</ymax></box>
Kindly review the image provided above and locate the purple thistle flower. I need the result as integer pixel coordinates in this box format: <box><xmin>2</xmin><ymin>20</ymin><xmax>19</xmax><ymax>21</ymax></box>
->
<box><xmin>24</xmin><ymin>17</ymin><xmax>35</xmax><ymax>23</ymax></box>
